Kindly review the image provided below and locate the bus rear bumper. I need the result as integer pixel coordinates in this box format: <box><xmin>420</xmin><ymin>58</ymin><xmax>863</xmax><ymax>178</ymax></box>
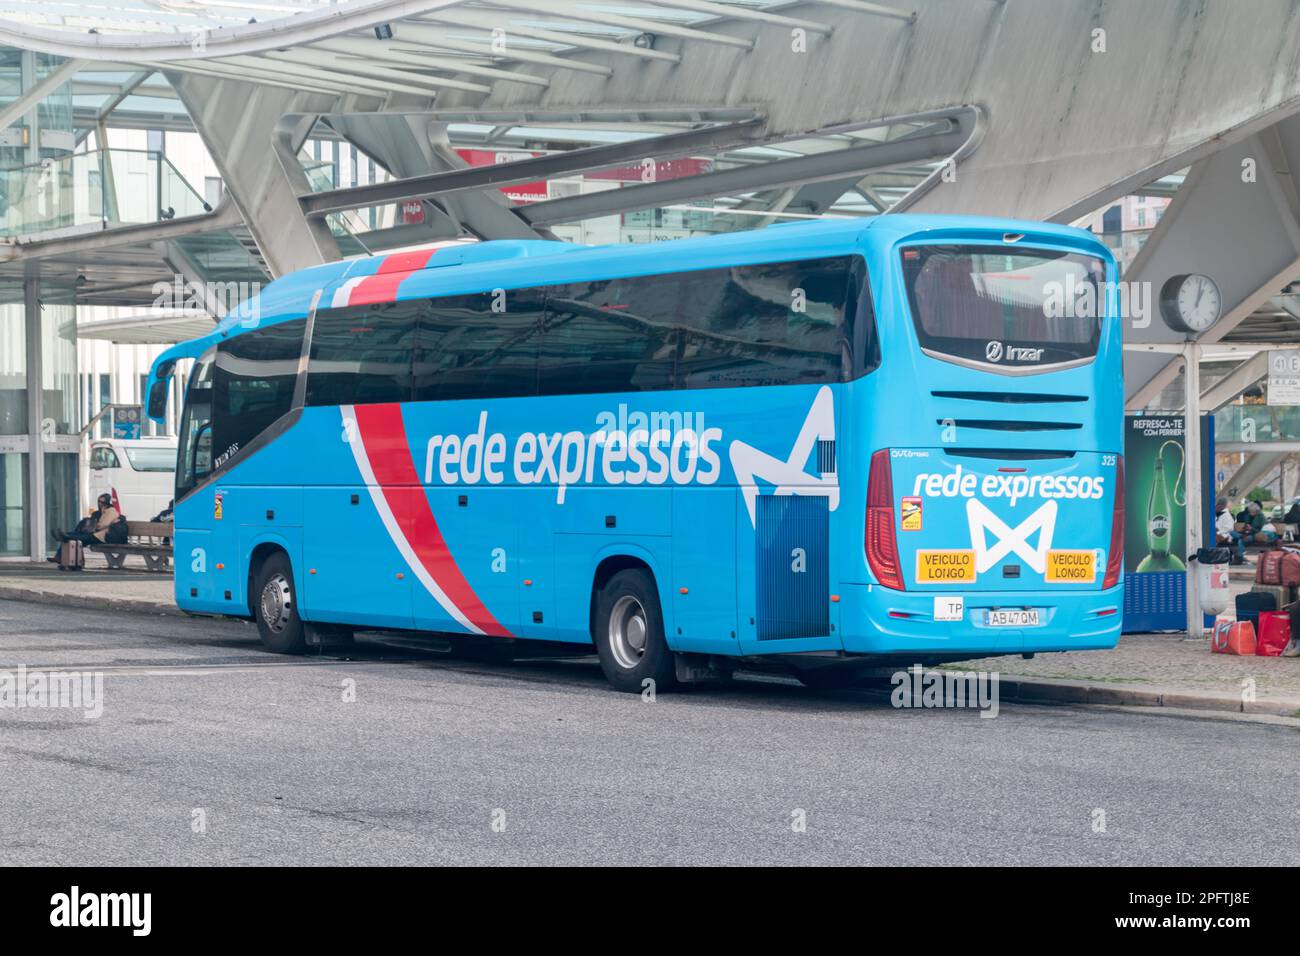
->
<box><xmin>838</xmin><ymin>583</ymin><xmax>1123</xmax><ymax>655</ymax></box>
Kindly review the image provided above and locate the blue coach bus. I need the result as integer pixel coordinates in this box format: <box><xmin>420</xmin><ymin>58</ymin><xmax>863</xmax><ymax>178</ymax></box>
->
<box><xmin>146</xmin><ymin>215</ymin><xmax>1124</xmax><ymax>692</ymax></box>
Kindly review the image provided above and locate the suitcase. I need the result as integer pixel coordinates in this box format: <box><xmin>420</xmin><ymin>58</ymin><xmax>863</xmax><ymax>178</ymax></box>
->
<box><xmin>1237</xmin><ymin>588</ymin><xmax>1279</xmax><ymax>629</ymax></box>
<box><xmin>1256</xmin><ymin>611</ymin><xmax>1291</xmax><ymax>656</ymax></box>
<box><xmin>57</xmin><ymin>539</ymin><xmax>84</xmax><ymax>571</ymax></box>
<box><xmin>1255</xmin><ymin>549</ymin><xmax>1284</xmax><ymax>585</ymax></box>
<box><xmin>1212</xmin><ymin>619</ymin><xmax>1256</xmax><ymax>655</ymax></box>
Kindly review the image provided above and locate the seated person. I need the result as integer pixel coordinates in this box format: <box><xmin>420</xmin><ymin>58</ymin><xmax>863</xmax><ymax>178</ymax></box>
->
<box><xmin>1235</xmin><ymin>501</ymin><xmax>1267</xmax><ymax>545</ymax></box>
<box><xmin>57</xmin><ymin>494</ymin><xmax>120</xmax><ymax>546</ymax></box>
<box><xmin>1215</xmin><ymin>497</ymin><xmax>1246</xmax><ymax>563</ymax></box>
<box><xmin>1283</xmin><ymin>500</ymin><xmax>1300</xmax><ymax>537</ymax></box>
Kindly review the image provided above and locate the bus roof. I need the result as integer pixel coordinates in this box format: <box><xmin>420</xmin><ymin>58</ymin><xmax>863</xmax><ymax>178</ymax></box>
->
<box><xmin>148</xmin><ymin>214</ymin><xmax>1106</xmax><ymax>375</ymax></box>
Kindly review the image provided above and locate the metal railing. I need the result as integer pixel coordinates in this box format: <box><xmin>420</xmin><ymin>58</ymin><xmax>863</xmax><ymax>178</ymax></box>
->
<box><xmin>0</xmin><ymin>148</ymin><xmax>210</xmax><ymax>239</ymax></box>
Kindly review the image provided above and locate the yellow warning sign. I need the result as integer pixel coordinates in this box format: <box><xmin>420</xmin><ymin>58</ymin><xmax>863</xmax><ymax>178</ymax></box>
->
<box><xmin>901</xmin><ymin>496</ymin><xmax>922</xmax><ymax>531</ymax></box>
<box><xmin>213</xmin><ymin>492</ymin><xmax>224</xmax><ymax>521</ymax></box>
<box><xmin>1046</xmin><ymin>550</ymin><xmax>1095</xmax><ymax>582</ymax></box>
<box><xmin>916</xmin><ymin>549</ymin><xmax>975</xmax><ymax>583</ymax></box>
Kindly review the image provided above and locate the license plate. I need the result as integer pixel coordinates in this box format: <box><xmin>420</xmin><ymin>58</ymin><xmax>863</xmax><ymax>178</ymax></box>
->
<box><xmin>933</xmin><ymin>596</ymin><xmax>965</xmax><ymax>622</ymax></box>
<box><xmin>987</xmin><ymin>609</ymin><xmax>1040</xmax><ymax>627</ymax></box>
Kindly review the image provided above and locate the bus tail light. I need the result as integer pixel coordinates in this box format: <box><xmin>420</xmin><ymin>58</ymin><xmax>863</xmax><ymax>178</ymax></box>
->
<box><xmin>866</xmin><ymin>449</ymin><xmax>904</xmax><ymax>590</ymax></box>
<box><xmin>1102</xmin><ymin>456</ymin><xmax>1124</xmax><ymax>590</ymax></box>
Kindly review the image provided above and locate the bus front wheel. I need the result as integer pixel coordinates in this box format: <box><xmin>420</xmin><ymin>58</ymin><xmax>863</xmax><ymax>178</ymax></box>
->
<box><xmin>254</xmin><ymin>552</ymin><xmax>306</xmax><ymax>654</ymax></box>
<box><xmin>593</xmin><ymin>569</ymin><xmax>677</xmax><ymax>694</ymax></box>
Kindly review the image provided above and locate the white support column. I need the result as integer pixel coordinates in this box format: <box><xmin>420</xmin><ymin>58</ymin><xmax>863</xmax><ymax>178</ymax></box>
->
<box><xmin>1183</xmin><ymin>343</ymin><xmax>1203</xmax><ymax>638</ymax></box>
<box><xmin>24</xmin><ymin>272</ymin><xmax>43</xmax><ymax>561</ymax></box>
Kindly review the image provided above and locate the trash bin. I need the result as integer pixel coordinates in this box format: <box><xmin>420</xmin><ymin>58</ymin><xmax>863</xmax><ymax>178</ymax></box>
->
<box><xmin>1190</xmin><ymin>546</ymin><xmax>1232</xmax><ymax>615</ymax></box>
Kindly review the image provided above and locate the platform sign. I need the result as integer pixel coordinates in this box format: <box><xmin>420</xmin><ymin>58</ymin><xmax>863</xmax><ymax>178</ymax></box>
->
<box><xmin>1268</xmin><ymin>349</ymin><xmax>1300</xmax><ymax>405</ymax></box>
<box><xmin>112</xmin><ymin>405</ymin><xmax>142</xmax><ymax>440</ymax></box>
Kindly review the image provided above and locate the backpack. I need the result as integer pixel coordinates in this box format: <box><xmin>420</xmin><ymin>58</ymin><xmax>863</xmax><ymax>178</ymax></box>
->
<box><xmin>104</xmin><ymin>515</ymin><xmax>128</xmax><ymax>545</ymax></box>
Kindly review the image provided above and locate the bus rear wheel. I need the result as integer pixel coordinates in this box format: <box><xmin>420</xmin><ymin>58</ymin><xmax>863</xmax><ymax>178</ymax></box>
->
<box><xmin>593</xmin><ymin>569</ymin><xmax>676</xmax><ymax>694</ymax></box>
<box><xmin>254</xmin><ymin>552</ymin><xmax>306</xmax><ymax>654</ymax></box>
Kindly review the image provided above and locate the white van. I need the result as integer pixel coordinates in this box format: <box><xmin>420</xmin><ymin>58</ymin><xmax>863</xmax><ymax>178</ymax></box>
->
<box><xmin>87</xmin><ymin>438</ymin><xmax>177</xmax><ymax>521</ymax></box>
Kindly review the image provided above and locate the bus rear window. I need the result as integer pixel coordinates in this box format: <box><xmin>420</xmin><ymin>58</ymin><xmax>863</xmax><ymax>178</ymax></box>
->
<box><xmin>901</xmin><ymin>244</ymin><xmax>1104</xmax><ymax>372</ymax></box>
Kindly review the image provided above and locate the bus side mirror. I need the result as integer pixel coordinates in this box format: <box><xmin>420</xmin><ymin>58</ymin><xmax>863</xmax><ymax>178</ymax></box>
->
<box><xmin>147</xmin><ymin>379</ymin><xmax>169</xmax><ymax>420</ymax></box>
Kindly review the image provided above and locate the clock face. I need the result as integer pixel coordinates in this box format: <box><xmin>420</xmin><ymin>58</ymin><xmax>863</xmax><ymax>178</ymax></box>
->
<box><xmin>1161</xmin><ymin>273</ymin><xmax>1221</xmax><ymax>334</ymax></box>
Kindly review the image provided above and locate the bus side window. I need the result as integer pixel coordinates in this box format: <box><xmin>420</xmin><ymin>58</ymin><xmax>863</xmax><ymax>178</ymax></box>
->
<box><xmin>539</xmin><ymin>279</ymin><xmax>676</xmax><ymax>396</ymax></box>
<box><xmin>306</xmin><ymin>300</ymin><xmax>418</xmax><ymax>407</ymax></box>
<box><xmin>414</xmin><ymin>290</ymin><xmax>544</xmax><ymax>403</ymax></box>
<box><xmin>674</xmin><ymin>257</ymin><xmax>858</xmax><ymax>389</ymax></box>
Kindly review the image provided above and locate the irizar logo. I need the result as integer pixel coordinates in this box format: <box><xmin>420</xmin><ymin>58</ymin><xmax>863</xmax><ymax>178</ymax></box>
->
<box><xmin>966</xmin><ymin>498</ymin><xmax>1057</xmax><ymax>574</ymax></box>
<box><xmin>731</xmin><ymin>386</ymin><xmax>838</xmax><ymax>527</ymax></box>
<box><xmin>985</xmin><ymin>340</ymin><xmax>1044</xmax><ymax>364</ymax></box>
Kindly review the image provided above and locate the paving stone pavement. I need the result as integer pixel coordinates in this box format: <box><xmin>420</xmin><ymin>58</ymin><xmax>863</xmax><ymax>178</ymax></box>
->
<box><xmin>957</xmin><ymin>633</ymin><xmax>1300</xmax><ymax>708</ymax></box>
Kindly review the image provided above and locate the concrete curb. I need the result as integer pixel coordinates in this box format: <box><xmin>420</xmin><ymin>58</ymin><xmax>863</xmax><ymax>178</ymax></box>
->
<box><xmin>996</xmin><ymin>674</ymin><xmax>1300</xmax><ymax>718</ymax></box>
<box><xmin>0</xmin><ymin>584</ymin><xmax>181</xmax><ymax>618</ymax></box>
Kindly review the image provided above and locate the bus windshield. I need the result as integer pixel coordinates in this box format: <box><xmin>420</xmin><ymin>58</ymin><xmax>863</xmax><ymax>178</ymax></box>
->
<box><xmin>901</xmin><ymin>244</ymin><xmax>1105</xmax><ymax>371</ymax></box>
<box><xmin>176</xmin><ymin>353</ymin><xmax>214</xmax><ymax>500</ymax></box>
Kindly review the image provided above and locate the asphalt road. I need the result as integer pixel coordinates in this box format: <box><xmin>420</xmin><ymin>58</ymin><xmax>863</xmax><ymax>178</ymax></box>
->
<box><xmin>1</xmin><ymin>598</ymin><xmax>1296</xmax><ymax>866</ymax></box>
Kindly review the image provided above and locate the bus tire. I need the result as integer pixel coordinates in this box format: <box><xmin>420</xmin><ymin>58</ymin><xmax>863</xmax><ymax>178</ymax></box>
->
<box><xmin>593</xmin><ymin>569</ymin><xmax>677</xmax><ymax>694</ymax></box>
<box><xmin>253</xmin><ymin>552</ymin><xmax>306</xmax><ymax>654</ymax></box>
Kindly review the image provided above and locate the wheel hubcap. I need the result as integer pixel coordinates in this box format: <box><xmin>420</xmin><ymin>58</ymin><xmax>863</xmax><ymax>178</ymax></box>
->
<box><xmin>261</xmin><ymin>573</ymin><xmax>292</xmax><ymax>634</ymax></box>
<box><xmin>609</xmin><ymin>594</ymin><xmax>648</xmax><ymax>670</ymax></box>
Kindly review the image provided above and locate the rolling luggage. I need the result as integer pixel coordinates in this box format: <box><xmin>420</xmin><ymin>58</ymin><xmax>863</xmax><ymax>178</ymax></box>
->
<box><xmin>1236</xmin><ymin>589</ymin><xmax>1277</xmax><ymax>630</ymax></box>
<box><xmin>1256</xmin><ymin>611</ymin><xmax>1291</xmax><ymax>656</ymax></box>
<box><xmin>1212</xmin><ymin>618</ymin><xmax>1256</xmax><ymax>655</ymax></box>
<box><xmin>57</xmin><ymin>539</ymin><xmax>84</xmax><ymax>571</ymax></box>
<box><xmin>1250</xmin><ymin>583</ymin><xmax>1291</xmax><ymax>610</ymax></box>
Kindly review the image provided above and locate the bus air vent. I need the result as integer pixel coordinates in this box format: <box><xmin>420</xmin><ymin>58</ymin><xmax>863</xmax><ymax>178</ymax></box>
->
<box><xmin>755</xmin><ymin>495</ymin><xmax>829</xmax><ymax>641</ymax></box>
<box><xmin>931</xmin><ymin>391</ymin><xmax>1088</xmax><ymax>404</ymax></box>
<box><xmin>816</xmin><ymin>439</ymin><xmax>836</xmax><ymax>475</ymax></box>
<box><xmin>945</xmin><ymin>448</ymin><xmax>1076</xmax><ymax>461</ymax></box>
<box><xmin>935</xmin><ymin>419</ymin><xmax>1082</xmax><ymax>432</ymax></box>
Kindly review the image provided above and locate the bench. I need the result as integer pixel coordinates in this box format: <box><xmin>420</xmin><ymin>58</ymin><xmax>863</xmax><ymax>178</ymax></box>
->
<box><xmin>88</xmin><ymin>520</ymin><xmax>173</xmax><ymax>572</ymax></box>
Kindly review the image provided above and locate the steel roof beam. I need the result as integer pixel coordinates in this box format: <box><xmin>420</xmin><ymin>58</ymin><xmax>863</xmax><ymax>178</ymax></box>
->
<box><xmin>418</xmin><ymin>9</ymin><xmax>681</xmax><ymax>63</ymax></box>
<box><xmin>640</xmin><ymin>0</ymin><xmax>833</xmax><ymax>35</ymax></box>
<box><xmin>258</xmin><ymin>47</ymin><xmax>492</xmax><ymax>94</ymax></box>
<box><xmin>518</xmin><ymin>121</ymin><xmax>966</xmax><ymax>226</ymax></box>
<box><xmin>0</xmin><ymin>0</ymin><xmax>483</xmax><ymax>61</ymax></box>
<box><xmin>148</xmin><ymin>56</ymin><xmax>354</xmax><ymax>96</ymax></box>
<box><xmin>807</xmin><ymin>0</ymin><xmax>915</xmax><ymax>21</ymax></box>
<box><xmin>480</xmin><ymin>0</ymin><xmax>755</xmax><ymax>50</ymax></box>
<box><xmin>302</xmin><ymin>116</ymin><xmax>765</xmax><ymax>216</ymax></box>
<box><xmin>313</xmin><ymin>36</ymin><xmax>550</xmax><ymax>87</ymax></box>
<box><xmin>386</xmin><ymin>22</ymin><xmax>613</xmax><ymax>76</ymax></box>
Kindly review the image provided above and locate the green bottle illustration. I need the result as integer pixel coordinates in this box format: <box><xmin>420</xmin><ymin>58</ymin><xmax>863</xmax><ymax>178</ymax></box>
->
<box><xmin>1135</xmin><ymin>439</ymin><xmax>1187</xmax><ymax>572</ymax></box>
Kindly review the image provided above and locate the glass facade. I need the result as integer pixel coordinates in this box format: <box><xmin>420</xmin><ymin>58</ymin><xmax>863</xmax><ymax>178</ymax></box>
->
<box><xmin>0</xmin><ymin>453</ymin><xmax>25</xmax><ymax>556</ymax></box>
<box><xmin>0</xmin><ymin>289</ymin><xmax>23</xmax><ymax>435</ymax></box>
<box><xmin>0</xmin><ymin>52</ymin><xmax>79</xmax><ymax>559</ymax></box>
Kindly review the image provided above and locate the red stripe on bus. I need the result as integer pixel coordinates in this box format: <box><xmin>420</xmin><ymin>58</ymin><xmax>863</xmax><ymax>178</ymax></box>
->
<box><xmin>353</xmin><ymin>402</ymin><xmax>512</xmax><ymax>637</ymax></box>
<box><xmin>346</xmin><ymin>248</ymin><xmax>439</xmax><ymax>307</ymax></box>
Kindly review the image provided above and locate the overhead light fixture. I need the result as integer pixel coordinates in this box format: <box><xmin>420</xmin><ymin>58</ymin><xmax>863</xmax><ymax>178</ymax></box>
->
<box><xmin>374</xmin><ymin>23</ymin><xmax>393</xmax><ymax>40</ymax></box>
<box><xmin>632</xmin><ymin>32</ymin><xmax>655</xmax><ymax>49</ymax></box>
